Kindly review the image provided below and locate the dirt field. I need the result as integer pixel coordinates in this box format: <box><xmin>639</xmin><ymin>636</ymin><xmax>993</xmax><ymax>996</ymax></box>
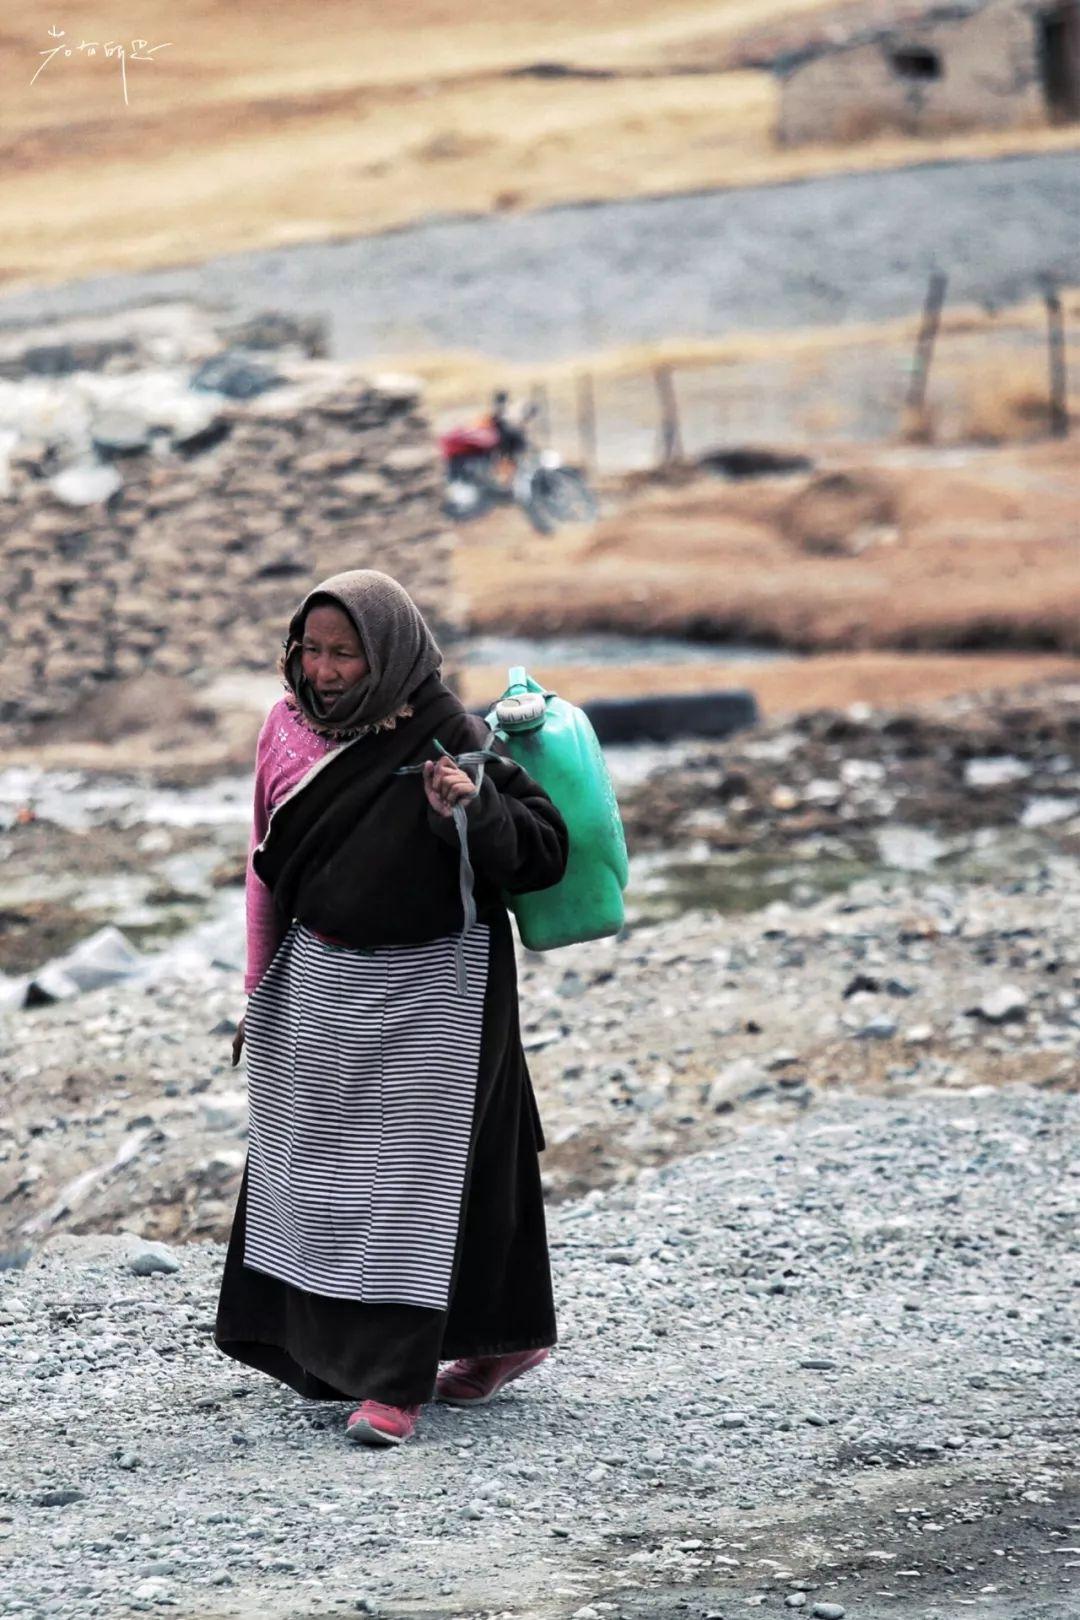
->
<box><xmin>459</xmin><ymin>439</ymin><xmax>1080</xmax><ymax>653</ymax></box>
<box><xmin>4</xmin><ymin>0</ymin><xmax>1078</xmax><ymax>288</ymax></box>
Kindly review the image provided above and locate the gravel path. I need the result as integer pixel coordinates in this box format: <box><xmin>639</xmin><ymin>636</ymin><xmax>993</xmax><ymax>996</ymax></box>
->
<box><xmin>2</xmin><ymin>1088</ymin><xmax>1078</xmax><ymax>1620</ymax></box>
<box><xmin>0</xmin><ymin>154</ymin><xmax>1076</xmax><ymax>360</ymax></box>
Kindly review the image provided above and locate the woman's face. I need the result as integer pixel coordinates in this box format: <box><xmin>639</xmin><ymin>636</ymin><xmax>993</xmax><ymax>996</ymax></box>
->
<box><xmin>300</xmin><ymin>604</ymin><xmax>370</xmax><ymax>708</ymax></box>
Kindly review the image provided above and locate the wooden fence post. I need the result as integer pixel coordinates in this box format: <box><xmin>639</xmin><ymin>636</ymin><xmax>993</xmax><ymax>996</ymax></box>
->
<box><xmin>1043</xmin><ymin>278</ymin><xmax>1069</xmax><ymax>439</ymax></box>
<box><xmin>529</xmin><ymin>382</ymin><xmax>551</xmax><ymax>448</ymax></box>
<box><xmin>904</xmin><ymin>269</ymin><xmax>948</xmax><ymax>435</ymax></box>
<box><xmin>653</xmin><ymin>364</ymin><xmax>684</xmax><ymax>466</ymax></box>
<box><xmin>576</xmin><ymin>371</ymin><xmax>597</xmax><ymax>472</ymax></box>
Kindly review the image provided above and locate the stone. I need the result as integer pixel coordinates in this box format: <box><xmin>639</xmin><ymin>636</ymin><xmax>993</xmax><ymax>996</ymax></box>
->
<box><xmin>965</xmin><ymin>756</ymin><xmax>1030</xmax><ymax>788</ymax></box>
<box><xmin>192</xmin><ymin>351</ymin><xmax>283</xmax><ymax>399</ymax></box>
<box><xmin>127</xmin><ymin>1240</ymin><xmax>180</xmax><ymax>1277</ymax></box>
<box><xmin>969</xmin><ymin>986</ymin><xmax>1028</xmax><ymax>1025</ymax></box>
<box><xmin>294</xmin><ymin>447</ymin><xmax>363</xmax><ymax>477</ymax></box>
<box><xmin>91</xmin><ymin>409</ymin><xmax>153</xmax><ymax>458</ymax></box>
<box><xmin>705</xmin><ymin>1057</ymin><xmax>768</xmax><ymax>1111</ymax></box>
<box><xmin>876</xmin><ymin>825</ymin><xmax>946</xmax><ymax>872</ymax></box>
<box><xmin>383</xmin><ymin>446</ymin><xmax>435</xmax><ymax>476</ymax></box>
<box><xmin>48</xmin><ymin>461</ymin><xmax>122</xmax><ymax>507</ymax></box>
<box><xmin>199</xmin><ymin>1095</ymin><xmax>247</xmax><ymax>1134</ymax></box>
<box><xmin>855</xmin><ymin>1015</ymin><xmax>898</xmax><ymax>1040</ymax></box>
<box><xmin>811</xmin><ymin>1605</ymin><xmax>845</xmax><ymax>1619</ymax></box>
<box><xmin>372</xmin><ymin>372</ymin><xmax>422</xmax><ymax>407</ymax></box>
<box><xmin>1021</xmin><ymin>796</ymin><xmax>1079</xmax><ymax>829</ymax></box>
<box><xmin>335</xmin><ymin>472</ymin><xmax>388</xmax><ymax>501</ymax></box>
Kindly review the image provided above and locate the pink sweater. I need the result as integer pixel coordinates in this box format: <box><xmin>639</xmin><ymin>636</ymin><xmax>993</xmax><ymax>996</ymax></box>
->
<box><xmin>244</xmin><ymin>699</ymin><xmax>340</xmax><ymax>993</ymax></box>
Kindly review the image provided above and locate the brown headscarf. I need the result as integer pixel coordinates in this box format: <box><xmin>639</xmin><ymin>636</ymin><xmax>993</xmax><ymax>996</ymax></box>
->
<box><xmin>281</xmin><ymin>570</ymin><xmax>443</xmax><ymax>738</ymax></box>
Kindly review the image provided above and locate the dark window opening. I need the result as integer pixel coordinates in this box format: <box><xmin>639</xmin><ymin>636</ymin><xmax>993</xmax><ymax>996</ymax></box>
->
<box><xmin>1039</xmin><ymin>3</ymin><xmax>1080</xmax><ymax>120</ymax></box>
<box><xmin>889</xmin><ymin>44</ymin><xmax>944</xmax><ymax>80</ymax></box>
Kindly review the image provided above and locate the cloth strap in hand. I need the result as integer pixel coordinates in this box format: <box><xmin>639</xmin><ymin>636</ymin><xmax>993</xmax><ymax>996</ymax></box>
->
<box><xmin>395</xmin><ymin>741</ymin><xmax>503</xmax><ymax>994</ymax></box>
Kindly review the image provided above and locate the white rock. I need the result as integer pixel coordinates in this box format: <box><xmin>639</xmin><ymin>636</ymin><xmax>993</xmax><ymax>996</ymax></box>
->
<box><xmin>1020</xmin><ymin>796</ymin><xmax>1079</xmax><ymax>829</ymax></box>
<box><xmin>973</xmin><ymin>986</ymin><xmax>1028</xmax><ymax>1025</ymax></box>
<box><xmin>876</xmin><ymin>825</ymin><xmax>946</xmax><ymax>872</ymax></box>
<box><xmin>965</xmin><ymin>756</ymin><xmax>1030</xmax><ymax>788</ymax></box>
<box><xmin>48</xmin><ymin>460</ymin><xmax>122</xmax><ymax>506</ymax></box>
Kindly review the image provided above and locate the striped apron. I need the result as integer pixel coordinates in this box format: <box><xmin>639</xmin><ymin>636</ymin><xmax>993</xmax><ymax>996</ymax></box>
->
<box><xmin>243</xmin><ymin>921</ymin><xmax>491</xmax><ymax>1310</ymax></box>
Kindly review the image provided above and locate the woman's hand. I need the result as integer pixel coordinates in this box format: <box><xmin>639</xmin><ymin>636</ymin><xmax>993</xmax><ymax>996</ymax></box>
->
<box><xmin>423</xmin><ymin>756</ymin><xmax>479</xmax><ymax>819</ymax></box>
<box><xmin>231</xmin><ymin>1016</ymin><xmax>246</xmax><ymax>1068</ymax></box>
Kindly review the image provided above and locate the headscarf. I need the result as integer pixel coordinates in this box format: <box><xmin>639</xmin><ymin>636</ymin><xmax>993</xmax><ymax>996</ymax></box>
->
<box><xmin>281</xmin><ymin>570</ymin><xmax>443</xmax><ymax>739</ymax></box>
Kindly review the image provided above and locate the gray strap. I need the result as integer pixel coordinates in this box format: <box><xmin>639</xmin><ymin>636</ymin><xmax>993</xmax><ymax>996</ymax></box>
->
<box><xmin>395</xmin><ymin>741</ymin><xmax>501</xmax><ymax>996</ymax></box>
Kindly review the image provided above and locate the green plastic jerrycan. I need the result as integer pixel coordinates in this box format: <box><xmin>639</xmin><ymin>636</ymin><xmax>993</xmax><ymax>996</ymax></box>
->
<box><xmin>485</xmin><ymin>667</ymin><xmax>629</xmax><ymax>950</ymax></box>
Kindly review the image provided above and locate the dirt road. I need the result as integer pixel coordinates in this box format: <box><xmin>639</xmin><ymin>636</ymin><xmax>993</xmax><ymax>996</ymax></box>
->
<box><xmin>0</xmin><ymin>153</ymin><xmax>1075</xmax><ymax>361</ymax></box>
<box><xmin>2</xmin><ymin>1087</ymin><xmax>1077</xmax><ymax>1619</ymax></box>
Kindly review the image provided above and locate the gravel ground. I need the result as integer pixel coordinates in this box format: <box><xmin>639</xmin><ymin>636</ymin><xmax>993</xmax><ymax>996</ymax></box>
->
<box><xmin>4</xmin><ymin>678</ymin><xmax>1080</xmax><ymax>1246</ymax></box>
<box><xmin>0</xmin><ymin>154</ymin><xmax>1075</xmax><ymax>360</ymax></box>
<box><xmin>3</xmin><ymin>684</ymin><xmax>1079</xmax><ymax>1616</ymax></box>
<box><xmin>4</xmin><ymin>852</ymin><xmax>1080</xmax><ymax>1250</ymax></box>
<box><xmin>1</xmin><ymin>1087</ymin><xmax>1078</xmax><ymax>1620</ymax></box>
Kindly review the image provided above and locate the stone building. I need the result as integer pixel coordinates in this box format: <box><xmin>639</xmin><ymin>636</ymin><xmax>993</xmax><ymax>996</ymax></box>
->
<box><xmin>774</xmin><ymin>0</ymin><xmax>1080</xmax><ymax>145</ymax></box>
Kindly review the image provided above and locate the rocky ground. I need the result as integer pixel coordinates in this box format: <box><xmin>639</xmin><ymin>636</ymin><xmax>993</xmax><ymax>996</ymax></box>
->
<box><xmin>2</xmin><ymin>677</ymin><xmax>1079</xmax><ymax>1617</ymax></box>
<box><xmin>621</xmin><ymin>679</ymin><xmax>1080</xmax><ymax>866</ymax></box>
<box><xmin>1</xmin><ymin>1087</ymin><xmax>1077</xmax><ymax>1620</ymax></box>
<box><xmin>3</xmin><ymin>679</ymin><xmax>1080</xmax><ymax>1248</ymax></box>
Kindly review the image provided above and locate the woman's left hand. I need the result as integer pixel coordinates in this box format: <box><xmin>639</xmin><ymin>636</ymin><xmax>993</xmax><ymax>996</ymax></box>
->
<box><xmin>423</xmin><ymin>756</ymin><xmax>479</xmax><ymax>818</ymax></box>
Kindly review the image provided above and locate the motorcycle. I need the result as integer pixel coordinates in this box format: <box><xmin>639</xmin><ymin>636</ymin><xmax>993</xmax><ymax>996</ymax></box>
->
<box><xmin>439</xmin><ymin>423</ymin><xmax>598</xmax><ymax>535</ymax></box>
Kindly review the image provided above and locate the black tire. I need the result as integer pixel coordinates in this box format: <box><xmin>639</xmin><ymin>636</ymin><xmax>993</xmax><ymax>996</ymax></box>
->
<box><xmin>522</xmin><ymin>493</ymin><xmax>559</xmax><ymax>535</ymax></box>
<box><xmin>543</xmin><ymin>467</ymin><xmax>598</xmax><ymax>524</ymax></box>
<box><xmin>521</xmin><ymin>471</ymin><xmax>560</xmax><ymax>534</ymax></box>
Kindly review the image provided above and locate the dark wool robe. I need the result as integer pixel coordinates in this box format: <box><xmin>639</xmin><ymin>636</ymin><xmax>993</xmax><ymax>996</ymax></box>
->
<box><xmin>215</xmin><ymin>673</ymin><xmax>569</xmax><ymax>1406</ymax></box>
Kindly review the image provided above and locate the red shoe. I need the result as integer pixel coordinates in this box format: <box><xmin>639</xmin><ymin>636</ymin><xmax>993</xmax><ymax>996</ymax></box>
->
<box><xmin>345</xmin><ymin>1400</ymin><xmax>422</xmax><ymax>1446</ymax></box>
<box><xmin>436</xmin><ymin>1347</ymin><xmax>550</xmax><ymax>1406</ymax></box>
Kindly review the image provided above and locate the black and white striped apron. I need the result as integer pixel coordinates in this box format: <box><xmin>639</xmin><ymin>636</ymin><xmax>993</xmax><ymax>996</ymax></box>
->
<box><xmin>243</xmin><ymin>921</ymin><xmax>491</xmax><ymax>1310</ymax></box>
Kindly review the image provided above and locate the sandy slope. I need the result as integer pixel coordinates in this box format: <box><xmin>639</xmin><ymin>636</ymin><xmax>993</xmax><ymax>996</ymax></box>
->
<box><xmin>3</xmin><ymin>0</ymin><xmax>1078</xmax><ymax>287</ymax></box>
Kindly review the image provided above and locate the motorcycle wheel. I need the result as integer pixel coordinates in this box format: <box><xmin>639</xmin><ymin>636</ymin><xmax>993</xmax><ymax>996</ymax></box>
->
<box><xmin>444</xmin><ymin>478</ymin><xmax>494</xmax><ymax>524</ymax></box>
<box><xmin>522</xmin><ymin>492</ymin><xmax>559</xmax><ymax>535</ymax></box>
<box><xmin>543</xmin><ymin>468</ymin><xmax>599</xmax><ymax>524</ymax></box>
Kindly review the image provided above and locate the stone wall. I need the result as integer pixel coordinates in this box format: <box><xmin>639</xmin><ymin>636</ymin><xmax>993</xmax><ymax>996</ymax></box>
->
<box><xmin>778</xmin><ymin>0</ymin><xmax>1049</xmax><ymax>144</ymax></box>
<box><xmin>1</xmin><ymin>364</ymin><xmax>459</xmax><ymax>735</ymax></box>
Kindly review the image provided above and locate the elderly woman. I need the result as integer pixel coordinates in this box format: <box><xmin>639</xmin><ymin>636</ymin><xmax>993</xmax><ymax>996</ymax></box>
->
<box><xmin>215</xmin><ymin>570</ymin><xmax>569</xmax><ymax>1446</ymax></box>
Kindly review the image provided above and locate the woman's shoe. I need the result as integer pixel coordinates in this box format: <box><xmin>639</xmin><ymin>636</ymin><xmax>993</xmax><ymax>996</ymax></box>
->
<box><xmin>345</xmin><ymin>1400</ymin><xmax>422</xmax><ymax>1446</ymax></box>
<box><xmin>435</xmin><ymin>1347</ymin><xmax>550</xmax><ymax>1406</ymax></box>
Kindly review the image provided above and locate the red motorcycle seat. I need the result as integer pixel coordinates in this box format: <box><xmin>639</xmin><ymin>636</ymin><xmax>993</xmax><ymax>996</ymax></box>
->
<box><xmin>439</xmin><ymin>424</ymin><xmax>500</xmax><ymax>459</ymax></box>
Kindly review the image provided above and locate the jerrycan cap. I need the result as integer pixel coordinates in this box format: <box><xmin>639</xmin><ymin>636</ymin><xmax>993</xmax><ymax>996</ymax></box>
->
<box><xmin>496</xmin><ymin>691</ymin><xmax>546</xmax><ymax>732</ymax></box>
<box><xmin>494</xmin><ymin>665</ymin><xmax>548</xmax><ymax>733</ymax></box>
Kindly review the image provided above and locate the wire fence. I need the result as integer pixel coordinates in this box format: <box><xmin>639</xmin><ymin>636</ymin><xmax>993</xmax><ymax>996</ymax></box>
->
<box><xmin>519</xmin><ymin>275</ymin><xmax>1078</xmax><ymax>475</ymax></box>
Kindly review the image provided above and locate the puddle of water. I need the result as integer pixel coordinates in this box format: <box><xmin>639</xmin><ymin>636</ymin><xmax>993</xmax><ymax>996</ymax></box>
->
<box><xmin>0</xmin><ymin>767</ymin><xmax>252</xmax><ymax>832</ymax></box>
<box><xmin>625</xmin><ymin>824</ymin><xmax>1070</xmax><ymax>927</ymax></box>
<box><xmin>627</xmin><ymin>848</ymin><xmax>878</xmax><ymax>924</ymax></box>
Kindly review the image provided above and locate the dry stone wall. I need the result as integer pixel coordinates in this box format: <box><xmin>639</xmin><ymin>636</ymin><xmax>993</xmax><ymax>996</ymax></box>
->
<box><xmin>1</xmin><ymin>364</ymin><xmax>459</xmax><ymax>735</ymax></box>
